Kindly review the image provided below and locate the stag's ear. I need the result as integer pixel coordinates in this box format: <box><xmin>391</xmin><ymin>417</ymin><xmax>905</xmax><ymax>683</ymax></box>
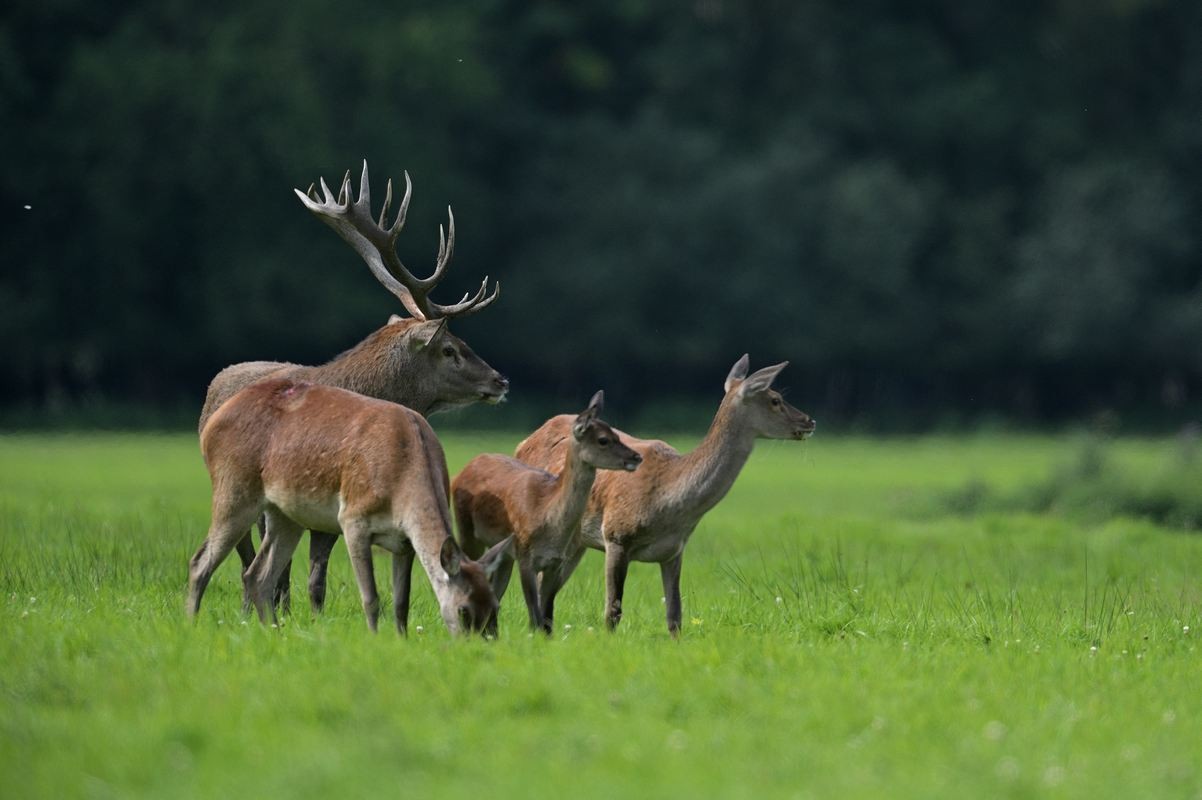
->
<box><xmin>478</xmin><ymin>535</ymin><xmax>514</xmax><ymax>582</ymax></box>
<box><xmin>724</xmin><ymin>354</ymin><xmax>751</xmax><ymax>393</ymax></box>
<box><xmin>408</xmin><ymin>318</ymin><xmax>448</xmax><ymax>350</ymax></box>
<box><xmin>440</xmin><ymin>536</ymin><xmax>463</xmax><ymax>577</ymax></box>
<box><xmin>573</xmin><ymin>390</ymin><xmax>604</xmax><ymax>439</ymax></box>
<box><xmin>388</xmin><ymin>314</ymin><xmax>406</xmax><ymax>325</ymax></box>
<box><xmin>741</xmin><ymin>361</ymin><xmax>789</xmax><ymax>396</ymax></box>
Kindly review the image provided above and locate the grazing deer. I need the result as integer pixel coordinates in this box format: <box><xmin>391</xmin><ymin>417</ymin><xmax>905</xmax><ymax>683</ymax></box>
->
<box><xmin>514</xmin><ymin>355</ymin><xmax>815</xmax><ymax>636</ymax></box>
<box><xmin>197</xmin><ymin>162</ymin><xmax>507</xmax><ymax>614</ymax></box>
<box><xmin>451</xmin><ymin>392</ymin><xmax>643</xmax><ymax>633</ymax></box>
<box><xmin>190</xmin><ymin>378</ymin><xmax>513</xmax><ymax>635</ymax></box>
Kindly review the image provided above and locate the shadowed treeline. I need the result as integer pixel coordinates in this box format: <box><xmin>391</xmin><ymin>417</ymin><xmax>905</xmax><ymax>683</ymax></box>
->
<box><xmin>3</xmin><ymin>0</ymin><xmax>1201</xmax><ymax>428</ymax></box>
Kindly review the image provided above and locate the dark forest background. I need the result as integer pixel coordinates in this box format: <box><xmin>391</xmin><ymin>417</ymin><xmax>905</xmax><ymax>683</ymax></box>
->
<box><xmin>3</xmin><ymin>0</ymin><xmax>1201</xmax><ymax>430</ymax></box>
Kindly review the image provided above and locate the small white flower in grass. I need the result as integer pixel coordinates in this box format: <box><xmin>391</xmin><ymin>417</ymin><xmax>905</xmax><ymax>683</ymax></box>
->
<box><xmin>775</xmin><ymin>596</ymin><xmax>783</xmax><ymax>604</ymax></box>
<box><xmin>1090</xmin><ymin>645</ymin><xmax>1098</xmax><ymax>653</ymax></box>
<box><xmin>1184</xmin><ymin>625</ymin><xmax>1190</xmax><ymax>634</ymax></box>
<box><xmin>415</xmin><ymin>625</ymin><xmax>424</xmax><ymax>634</ymax></box>
<box><xmin>587</xmin><ymin>626</ymin><xmax>595</xmax><ymax>633</ymax></box>
<box><xmin>563</xmin><ymin>624</ymin><xmax>572</xmax><ymax>631</ymax></box>
<box><xmin>28</xmin><ymin>597</ymin><xmax>36</xmax><ymax>604</ymax></box>
<box><xmin>240</xmin><ymin>620</ymin><xmax>248</xmax><ymax>626</ymax></box>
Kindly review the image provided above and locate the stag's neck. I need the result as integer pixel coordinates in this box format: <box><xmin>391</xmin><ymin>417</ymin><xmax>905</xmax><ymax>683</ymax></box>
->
<box><xmin>548</xmin><ymin>439</ymin><xmax>597</xmax><ymax>529</ymax></box>
<box><xmin>667</xmin><ymin>397</ymin><xmax>756</xmax><ymax>516</ymax></box>
<box><xmin>304</xmin><ymin>337</ymin><xmax>435</xmax><ymax>416</ymax></box>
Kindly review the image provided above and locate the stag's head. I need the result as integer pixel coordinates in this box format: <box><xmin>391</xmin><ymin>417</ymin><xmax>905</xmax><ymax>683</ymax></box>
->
<box><xmin>572</xmin><ymin>390</ymin><xmax>643</xmax><ymax>472</ymax></box>
<box><xmin>296</xmin><ymin>162</ymin><xmax>508</xmax><ymax>413</ymax></box>
<box><xmin>722</xmin><ymin>355</ymin><xmax>816</xmax><ymax>441</ymax></box>
<box><xmin>438</xmin><ymin>535</ymin><xmax>512</xmax><ymax>636</ymax></box>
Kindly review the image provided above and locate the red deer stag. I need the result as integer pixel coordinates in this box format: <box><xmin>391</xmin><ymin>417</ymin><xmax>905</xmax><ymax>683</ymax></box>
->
<box><xmin>190</xmin><ymin>378</ymin><xmax>513</xmax><ymax>635</ymax></box>
<box><xmin>451</xmin><ymin>391</ymin><xmax>642</xmax><ymax>633</ymax></box>
<box><xmin>197</xmin><ymin>162</ymin><xmax>506</xmax><ymax>614</ymax></box>
<box><xmin>514</xmin><ymin>356</ymin><xmax>815</xmax><ymax>635</ymax></box>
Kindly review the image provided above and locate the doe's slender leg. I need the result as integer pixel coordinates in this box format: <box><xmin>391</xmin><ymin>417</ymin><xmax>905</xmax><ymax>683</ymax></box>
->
<box><xmin>391</xmin><ymin>542</ymin><xmax>415</xmax><ymax>635</ymax></box>
<box><xmin>660</xmin><ymin>552</ymin><xmax>684</xmax><ymax>637</ymax></box>
<box><xmin>604</xmin><ymin>542</ymin><xmax>629</xmax><ymax>632</ymax></box>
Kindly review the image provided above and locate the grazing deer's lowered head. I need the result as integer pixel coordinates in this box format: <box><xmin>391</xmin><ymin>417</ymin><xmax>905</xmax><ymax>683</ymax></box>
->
<box><xmin>190</xmin><ymin>378</ymin><xmax>514</xmax><ymax>636</ymax></box>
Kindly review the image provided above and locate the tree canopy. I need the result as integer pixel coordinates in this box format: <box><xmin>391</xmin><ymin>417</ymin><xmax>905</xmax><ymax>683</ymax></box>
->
<box><xmin>3</xmin><ymin>0</ymin><xmax>1200</xmax><ymax>426</ymax></box>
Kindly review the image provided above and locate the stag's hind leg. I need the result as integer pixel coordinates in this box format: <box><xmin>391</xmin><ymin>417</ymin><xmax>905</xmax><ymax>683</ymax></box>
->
<box><xmin>307</xmin><ymin>531</ymin><xmax>340</xmax><ymax>613</ymax></box>
<box><xmin>188</xmin><ymin>500</ymin><xmax>262</xmax><ymax>620</ymax></box>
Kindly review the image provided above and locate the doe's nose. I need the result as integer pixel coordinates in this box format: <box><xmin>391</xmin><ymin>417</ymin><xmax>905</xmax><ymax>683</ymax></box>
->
<box><xmin>493</xmin><ymin>375</ymin><xmax>509</xmax><ymax>392</ymax></box>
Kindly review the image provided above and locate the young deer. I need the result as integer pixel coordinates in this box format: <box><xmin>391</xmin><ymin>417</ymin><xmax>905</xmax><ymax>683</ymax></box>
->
<box><xmin>190</xmin><ymin>378</ymin><xmax>513</xmax><ymax>635</ymax></box>
<box><xmin>451</xmin><ymin>392</ymin><xmax>643</xmax><ymax>633</ymax></box>
<box><xmin>514</xmin><ymin>355</ymin><xmax>815</xmax><ymax>636</ymax></box>
<box><xmin>198</xmin><ymin>163</ymin><xmax>507</xmax><ymax>614</ymax></box>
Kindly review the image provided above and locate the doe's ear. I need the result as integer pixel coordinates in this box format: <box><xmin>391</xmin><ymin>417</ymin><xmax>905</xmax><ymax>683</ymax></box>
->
<box><xmin>574</xmin><ymin>390</ymin><xmax>604</xmax><ymax>439</ymax></box>
<box><xmin>388</xmin><ymin>314</ymin><xmax>407</xmax><ymax>325</ymax></box>
<box><xmin>741</xmin><ymin>361</ymin><xmax>789</xmax><ymax>396</ymax></box>
<box><xmin>408</xmin><ymin>318</ymin><xmax>448</xmax><ymax>351</ymax></box>
<box><xmin>440</xmin><ymin>536</ymin><xmax>463</xmax><ymax>577</ymax></box>
<box><xmin>724</xmin><ymin>354</ymin><xmax>751</xmax><ymax>393</ymax></box>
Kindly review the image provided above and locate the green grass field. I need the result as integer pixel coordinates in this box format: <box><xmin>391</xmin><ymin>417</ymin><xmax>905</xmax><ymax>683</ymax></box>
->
<box><xmin>2</xmin><ymin>431</ymin><xmax>1200</xmax><ymax>798</ymax></box>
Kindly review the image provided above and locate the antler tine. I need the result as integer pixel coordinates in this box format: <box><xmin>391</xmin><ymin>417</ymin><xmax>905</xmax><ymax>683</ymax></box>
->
<box><xmin>377</xmin><ymin>178</ymin><xmax>393</xmax><ymax>228</ymax></box>
<box><xmin>318</xmin><ymin>176</ymin><xmax>336</xmax><ymax>205</ymax></box>
<box><xmin>355</xmin><ymin>160</ymin><xmax>371</xmax><ymax>210</ymax></box>
<box><xmin>389</xmin><ymin>171</ymin><xmax>413</xmax><ymax>236</ymax></box>
<box><xmin>428</xmin><ymin>276</ymin><xmax>501</xmax><ymax>318</ymax></box>
<box><xmin>295</xmin><ymin>163</ymin><xmax>500</xmax><ymax>320</ymax></box>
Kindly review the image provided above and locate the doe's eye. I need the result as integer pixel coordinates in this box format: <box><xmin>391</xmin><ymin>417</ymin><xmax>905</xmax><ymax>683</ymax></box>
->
<box><xmin>771</xmin><ymin>397</ymin><xmax>782</xmax><ymax>407</ymax></box>
<box><xmin>598</xmin><ymin>436</ymin><xmax>610</xmax><ymax>446</ymax></box>
<box><xmin>442</xmin><ymin>346</ymin><xmax>456</xmax><ymax>358</ymax></box>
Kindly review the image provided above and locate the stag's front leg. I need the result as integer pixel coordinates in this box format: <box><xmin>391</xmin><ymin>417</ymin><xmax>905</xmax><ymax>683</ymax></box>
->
<box><xmin>391</xmin><ymin>542</ymin><xmax>415</xmax><ymax>635</ymax></box>
<box><xmin>307</xmin><ymin>531</ymin><xmax>339</xmax><ymax>613</ymax></box>
<box><xmin>659</xmin><ymin>553</ymin><xmax>684</xmax><ymax>637</ymax></box>
<box><xmin>604</xmin><ymin>542</ymin><xmax>630</xmax><ymax>632</ymax></box>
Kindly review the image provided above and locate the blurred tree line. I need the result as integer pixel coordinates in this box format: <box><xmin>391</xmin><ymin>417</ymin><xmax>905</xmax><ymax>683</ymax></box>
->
<box><xmin>2</xmin><ymin>0</ymin><xmax>1201</xmax><ymax>428</ymax></box>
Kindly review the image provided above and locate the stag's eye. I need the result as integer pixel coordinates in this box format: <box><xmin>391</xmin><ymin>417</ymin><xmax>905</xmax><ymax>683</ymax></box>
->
<box><xmin>598</xmin><ymin>436</ymin><xmax>610</xmax><ymax>446</ymax></box>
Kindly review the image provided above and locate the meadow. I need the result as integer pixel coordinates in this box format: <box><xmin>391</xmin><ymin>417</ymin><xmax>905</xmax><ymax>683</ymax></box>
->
<box><xmin>1</xmin><ymin>430</ymin><xmax>1200</xmax><ymax>798</ymax></box>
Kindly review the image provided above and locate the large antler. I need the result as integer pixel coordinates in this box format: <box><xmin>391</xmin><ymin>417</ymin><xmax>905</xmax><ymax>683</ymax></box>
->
<box><xmin>293</xmin><ymin>161</ymin><xmax>499</xmax><ymax>320</ymax></box>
